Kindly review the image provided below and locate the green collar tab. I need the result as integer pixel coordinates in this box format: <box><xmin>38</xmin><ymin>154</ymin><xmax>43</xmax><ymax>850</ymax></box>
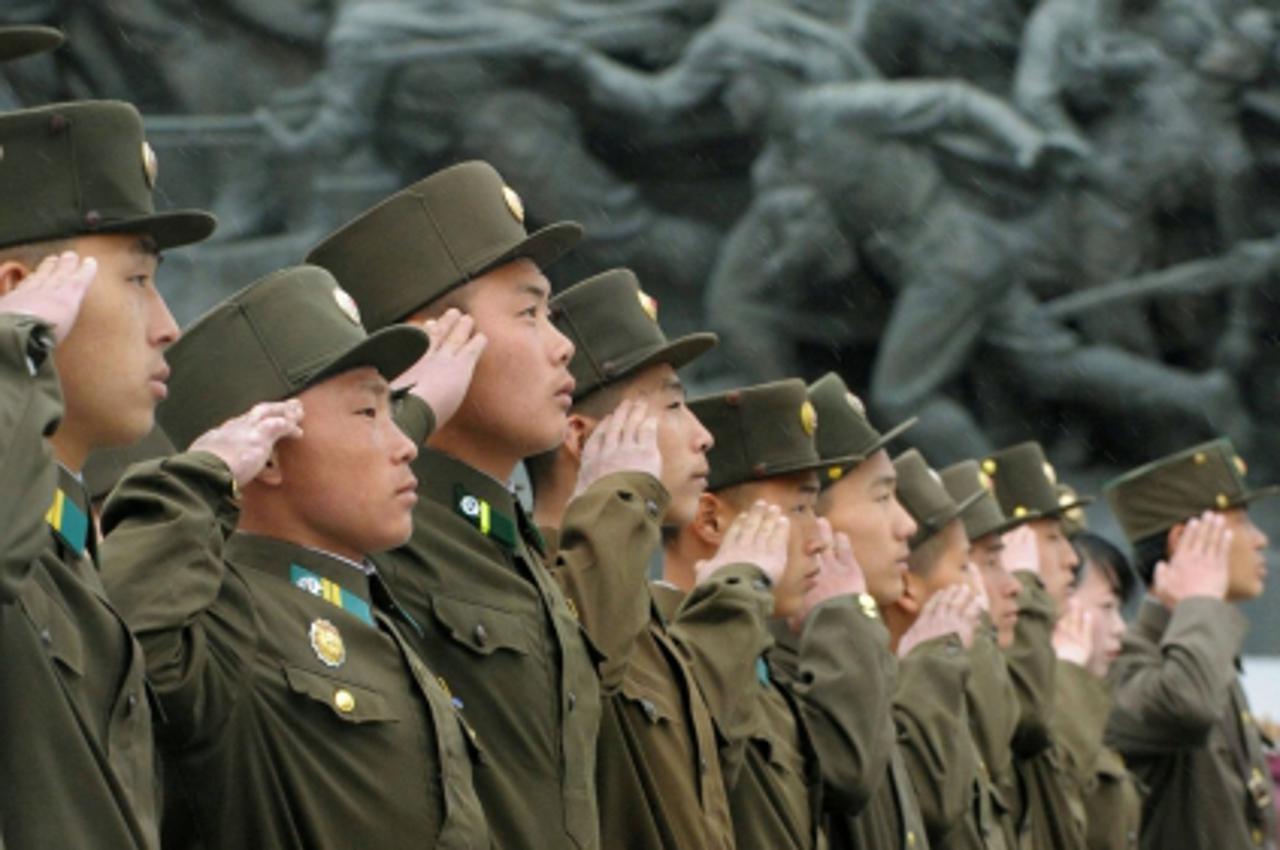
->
<box><xmin>46</xmin><ymin>487</ymin><xmax>89</xmax><ymax>558</ymax></box>
<box><xmin>454</xmin><ymin>484</ymin><xmax>517</xmax><ymax>549</ymax></box>
<box><xmin>756</xmin><ymin>656</ymin><xmax>771</xmax><ymax>687</ymax></box>
<box><xmin>289</xmin><ymin>564</ymin><xmax>374</xmax><ymax>627</ymax></box>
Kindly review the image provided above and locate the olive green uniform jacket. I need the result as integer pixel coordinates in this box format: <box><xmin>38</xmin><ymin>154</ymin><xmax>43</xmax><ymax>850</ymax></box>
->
<box><xmin>100</xmin><ymin>450</ymin><xmax>490</xmax><ymax>850</ymax></box>
<box><xmin>375</xmin><ymin>444</ymin><xmax>604</xmax><ymax>850</ymax></box>
<box><xmin>546</xmin><ymin>473</ymin><xmax>737</xmax><ymax>850</ymax></box>
<box><xmin>1051</xmin><ymin>660</ymin><xmax>1140</xmax><ymax>850</ymax></box>
<box><xmin>0</xmin><ymin>315</ymin><xmax>159</xmax><ymax>850</ymax></box>
<box><xmin>1006</xmin><ymin>572</ymin><xmax>1086</xmax><ymax>850</ymax></box>
<box><xmin>949</xmin><ymin>623</ymin><xmax>1020</xmax><ymax>850</ymax></box>
<box><xmin>1106</xmin><ymin>597</ymin><xmax>1276</xmax><ymax>850</ymax></box>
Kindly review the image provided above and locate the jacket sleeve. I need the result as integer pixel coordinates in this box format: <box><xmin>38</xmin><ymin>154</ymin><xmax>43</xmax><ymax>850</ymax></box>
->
<box><xmin>770</xmin><ymin>596</ymin><xmax>895</xmax><ymax>815</ymax></box>
<box><xmin>665</xmin><ymin>564</ymin><xmax>776</xmax><ymax>773</ymax></box>
<box><xmin>1105</xmin><ymin>598</ymin><xmax>1246</xmax><ymax>754</ymax></box>
<box><xmin>100</xmin><ymin>451</ymin><xmax>256</xmax><ymax>746</ymax></box>
<box><xmin>548</xmin><ymin>471</ymin><xmax>668</xmax><ymax>692</ymax></box>
<box><xmin>0</xmin><ymin>315</ymin><xmax>62</xmax><ymax>603</ymax></box>
<box><xmin>895</xmin><ymin>633</ymin><xmax>976</xmax><ymax>843</ymax></box>
<box><xmin>1006</xmin><ymin>571</ymin><xmax>1057</xmax><ymax>756</ymax></box>
<box><xmin>391</xmin><ymin>393</ymin><xmax>437</xmax><ymax>446</ymax></box>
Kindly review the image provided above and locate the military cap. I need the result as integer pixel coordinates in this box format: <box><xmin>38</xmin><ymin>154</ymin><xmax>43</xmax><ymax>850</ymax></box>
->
<box><xmin>84</xmin><ymin>426</ymin><xmax>175</xmax><ymax>503</ymax></box>
<box><xmin>0</xmin><ymin>100</ymin><xmax>215</xmax><ymax>251</ymax></box>
<box><xmin>940</xmin><ymin>460</ymin><xmax>1019</xmax><ymax>542</ymax></box>
<box><xmin>1103</xmin><ymin>438</ymin><xmax>1279</xmax><ymax>543</ymax></box>
<box><xmin>0</xmin><ymin>25</ymin><xmax>62</xmax><ymax>62</ymax></box>
<box><xmin>894</xmin><ymin>450</ymin><xmax>983</xmax><ymax>550</ymax></box>
<box><xmin>1056</xmin><ymin>484</ymin><xmax>1089</xmax><ymax>537</ymax></box>
<box><xmin>307</xmin><ymin>160</ymin><xmax>582</xmax><ymax>330</ymax></box>
<box><xmin>807</xmin><ymin>372</ymin><xmax>915</xmax><ymax>488</ymax></box>
<box><xmin>980</xmin><ymin>441</ymin><xmax>1092</xmax><ymax>527</ymax></box>
<box><xmin>691</xmin><ymin>379</ymin><xmax>826</xmax><ymax>492</ymax></box>
<box><xmin>552</xmin><ymin>268</ymin><xmax>716</xmax><ymax>402</ymax></box>
<box><xmin>159</xmin><ymin>265</ymin><xmax>427</xmax><ymax>450</ymax></box>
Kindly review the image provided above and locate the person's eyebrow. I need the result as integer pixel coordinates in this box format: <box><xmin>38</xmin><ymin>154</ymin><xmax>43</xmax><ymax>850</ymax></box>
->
<box><xmin>518</xmin><ymin>279</ymin><xmax>550</xmax><ymax>301</ymax></box>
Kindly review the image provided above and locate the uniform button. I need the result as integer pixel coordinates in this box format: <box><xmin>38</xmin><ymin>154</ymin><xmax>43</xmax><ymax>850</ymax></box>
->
<box><xmin>700</xmin><ymin>756</ymin><xmax>708</xmax><ymax>773</ymax></box>
<box><xmin>640</xmin><ymin>699</ymin><xmax>658</xmax><ymax>722</ymax></box>
<box><xmin>1252</xmin><ymin>828</ymin><xmax>1264</xmax><ymax>845</ymax></box>
<box><xmin>39</xmin><ymin>628</ymin><xmax>52</xmax><ymax>646</ymax></box>
<box><xmin>568</xmin><ymin>692</ymin><xmax>577</xmax><ymax>712</ymax></box>
<box><xmin>125</xmin><ymin>693</ymin><xmax>139</xmax><ymax>716</ymax></box>
<box><xmin>644</xmin><ymin>499</ymin><xmax>660</xmax><ymax>518</ymax></box>
<box><xmin>334</xmin><ymin>689</ymin><xmax>356</xmax><ymax>713</ymax></box>
<box><xmin>907</xmin><ymin>830</ymin><xmax>917</xmax><ymax>847</ymax></box>
<box><xmin>473</xmin><ymin>624</ymin><xmax>488</xmax><ymax>647</ymax></box>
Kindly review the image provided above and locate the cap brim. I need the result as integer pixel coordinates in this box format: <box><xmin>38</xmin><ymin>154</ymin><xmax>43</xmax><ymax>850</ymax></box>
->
<box><xmin>997</xmin><ymin>494</ymin><xmax>1095</xmax><ymax>531</ymax></box>
<box><xmin>817</xmin><ymin>417</ymin><xmax>918</xmax><ymax>487</ymax></box>
<box><xmin>1241</xmin><ymin>485</ymin><xmax>1280</xmax><ymax>506</ymax></box>
<box><xmin>0</xmin><ymin>26</ymin><xmax>63</xmax><ymax>62</ymax></box>
<box><xmin>576</xmin><ymin>332</ymin><xmax>719</xmax><ymax>401</ymax></box>
<box><xmin>912</xmin><ymin>489</ymin><xmax>986</xmax><ymax>548</ymax></box>
<box><xmin>100</xmin><ymin>209</ymin><xmax>218</xmax><ymax>251</ymax></box>
<box><xmin>480</xmin><ymin>220</ymin><xmax>583</xmax><ymax>277</ymax></box>
<box><xmin>309</xmin><ymin>324</ymin><xmax>429</xmax><ymax>390</ymax></box>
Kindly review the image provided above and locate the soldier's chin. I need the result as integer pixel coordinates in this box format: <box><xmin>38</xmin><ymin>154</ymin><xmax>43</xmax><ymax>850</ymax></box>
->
<box><xmin>99</xmin><ymin>406</ymin><xmax>156</xmax><ymax>451</ymax></box>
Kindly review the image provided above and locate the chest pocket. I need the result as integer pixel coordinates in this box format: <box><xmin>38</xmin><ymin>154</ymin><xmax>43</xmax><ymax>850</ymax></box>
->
<box><xmin>430</xmin><ymin>595</ymin><xmax>533</xmax><ymax>658</ymax></box>
<box><xmin>283</xmin><ymin>666</ymin><xmax>399</xmax><ymax>724</ymax></box>
<box><xmin>619</xmin><ymin>675</ymin><xmax>680</xmax><ymax>728</ymax></box>
<box><xmin>19</xmin><ymin>577</ymin><xmax>84</xmax><ymax>677</ymax></box>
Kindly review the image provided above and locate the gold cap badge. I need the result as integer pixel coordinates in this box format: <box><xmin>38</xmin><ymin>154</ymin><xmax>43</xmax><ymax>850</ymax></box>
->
<box><xmin>1042</xmin><ymin>462</ymin><xmax>1058</xmax><ymax>485</ymax></box>
<box><xmin>800</xmin><ymin>401</ymin><xmax>818</xmax><ymax>436</ymax></box>
<box><xmin>637</xmin><ymin>290</ymin><xmax>659</xmax><ymax>322</ymax></box>
<box><xmin>982</xmin><ymin>459</ymin><xmax>997</xmax><ymax>475</ymax></box>
<box><xmin>141</xmin><ymin>141</ymin><xmax>158</xmax><ymax>190</ymax></box>
<box><xmin>333</xmin><ymin>287</ymin><xmax>362</xmax><ymax>326</ymax></box>
<box><xmin>502</xmin><ymin>185</ymin><xmax>525</xmax><ymax>223</ymax></box>
<box><xmin>309</xmin><ymin>618</ymin><xmax>346</xmax><ymax>668</ymax></box>
<box><xmin>1235</xmin><ymin>455</ymin><xmax>1248</xmax><ymax>476</ymax></box>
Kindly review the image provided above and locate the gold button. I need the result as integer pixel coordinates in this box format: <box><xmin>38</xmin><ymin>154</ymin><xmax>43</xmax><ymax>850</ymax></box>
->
<box><xmin>1194</xmin><ymin>452</ymin><xmax>1207</xmax><ymax>465</ymax></box>
<box><xmin>1014</xmin><ymin>506</ymin><xmax>1028</xmax><ymax>518</ymax></box>
<box><xmin>1217</xmin><ymin>493</ymin><xmax>1230</xmax><ymax>509</ymax></box>
<box><xmin>1252</xmin><ymin>827</ymin><xmax>1263</xmax><ymax>845</ymax></box>
<box><xmin>907</xmin><ymin>830</ymin><xmax>917</xmax><ymax>847</ymax></box>
<box><xmin>982</xmin><ymin>459</ymin><xmax>997</xmax><ymax>475</ymax></box>
<box><xmin>334</xmin><ymin>689</ymin><xmax>355</xmax><ymax>713</ymax></box>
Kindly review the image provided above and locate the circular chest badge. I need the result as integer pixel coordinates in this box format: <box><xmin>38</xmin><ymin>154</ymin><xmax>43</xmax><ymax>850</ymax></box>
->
<box><xmin>309</xmin><ymin>618</ymin><xmax>346</xmax><ymax>668</ymax></box>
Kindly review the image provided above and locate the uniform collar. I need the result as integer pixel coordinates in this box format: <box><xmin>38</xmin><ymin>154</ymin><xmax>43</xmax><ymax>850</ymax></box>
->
<box><xmin>47</xmin><ymin>464</ymin><xmax>93</xmax><ymax>560</ymax></box>
<box><xmin>415</xmin><ymin>447</ymin><xmax>544</xmax><ymax>555</ymax></box>
<box><xmin>225</xmin><ymin>532</ymin><xmax>378</xmax><ymax>626</ymax></box>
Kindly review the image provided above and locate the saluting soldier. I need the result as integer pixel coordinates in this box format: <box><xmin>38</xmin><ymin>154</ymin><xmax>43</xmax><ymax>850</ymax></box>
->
<box><xmin>941</xmin><ymin>460</ymin><xmax>1034</xmax><ymax>850</ymax></box>
<box><xmin>805</xmin><ymin>371</ymin><xmax>947</xmax><ymax>850</ymax></box>
<box><xmin>882</xmin><ymin>449</ymin><xmax>984</xmax><ymax>847</ymax></box>
<box><xmin>1103</xmin><ymin>439</ymin><xmax>1278</xmax><ymax>850</ymax></box>
<box><xmin>0</xmin><ymin>95</ymin><xmax>215</xmax><ymax>850</ymax></box>
<box><xmin>981</xmin><ymin>442</ymin><xmax>1088</xmax><ymax>850</ymax></box>
<box><xmin>525</xmin><ymin>267</ymin><xmax>752</xmax><ymax>850</ymax></box>
<box><xmin>662</xmin><ymin>379</ymin><xmax>890</xmax><ymax>850</ymax></box>
<box><xmin>100</xmin><ymin>266</ymin><xmax>491</xmax><ymax>849</ymax></box>
<box><xmin>306</xmin><ymin>161</ymin><xmax>612</xmax><ymax>850</ymax></box>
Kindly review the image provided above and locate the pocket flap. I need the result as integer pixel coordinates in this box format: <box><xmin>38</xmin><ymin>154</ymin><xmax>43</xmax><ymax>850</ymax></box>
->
<box><xmin>430</xmin><ymin>595</ymin><xmax>532</xmax><ymax>657</ymax></box>
<box><xmin>283</xmin><ymin>666</ymin><xmax>398</xmax><ymax>723</ymax></box>
<box><xmin>20</xmin><ymin>581</ymin><xmax>84</xmax><ymax>676</ymax></box>
<box><xmin>618</xmin><ymin>676</ymin><xmax>678</xmax><ymax>725</ymax></box>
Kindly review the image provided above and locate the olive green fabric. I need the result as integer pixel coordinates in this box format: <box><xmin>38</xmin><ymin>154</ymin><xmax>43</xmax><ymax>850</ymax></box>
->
<box><xmin>552</xmin><ymin>268</ymin><xmax>717</xmax><ymax>402</ymax></box>
<box><xmin>0</xmin><ymin>25</ymin><xmax>62</xmax><ymax>62</ymax></box>
<box><xmin>981</xmin><ymin>442</ymin><xmax>1092</xmax><ymax>527</ymax></box>
<box><xmin>893</xmin><ymin>634</ymin><xmax>977</xmax><ymax>846</ymax></box>
<box><xmin>940</xmin><ymin>459</ymin><xmax>1019</xmax><ymax>542</ymax></box>
<box><xmin>893</xmin><ymin>449</ymin><xmax>983</xmax><ymax>550</ymax></box>
<box><xmin>0</xmin><ymin>100</ymin><xmax>214</xmax><ymax>250</ymax></box>
<box><xmin>307</xmin><ymin>160</ymin><xmax>582</xmax><ymax>330</ymax></box>
<box><xmin>1107</xmin><ymin>597</ymin><xmax>1276</xmax><ymax>850</ymax></box>
<box><xmin>692</xmin><ymin>379</ymin><xmax>826</xmax><ymax>492</ymax></box>
<box><xmin>1</xmin><ymin>314</ymin><xmax>160</xmax><ymax>850</ymax></box>
<box><xmin>159</xmin><ymin>264</ymin><xmax>426</xmax><ymax>450</ymax></box>
<box><xmin>85</xmin><ymin>426</ymin><xmax>175</xmax><ymax>503</ymax></box>
<box><xmin>807</xmin><ymin>371</ymin><xmax>915</xmax><ymax>489</ymax></box>
<box><xmin>955</xmin><ymin>624</ymin><xmax>1021</xmax><ymax>850</ymax></box>
<box><xmin>1051</xmin><ymin>661</ymin><xmax>1141</xmax><ymax>850</ymax></box>
<box><xmin>1103</xmin><ymin>438</ymin><xmax>1280</xmax><ymax>543</ymax></box>
<box><xmin>374</xmin><ymin>446</ymin><xmax>604</xmax><ymax>850</ymax></box>
<box><xmin>100</xmin><ymin>453</ymin><xmax>490</xmax><ymax>850</ymax></box>
<box><xmin>826</xmin><ymin>747</ymin><xmax>932</xmax><ymax>850</ymax></box>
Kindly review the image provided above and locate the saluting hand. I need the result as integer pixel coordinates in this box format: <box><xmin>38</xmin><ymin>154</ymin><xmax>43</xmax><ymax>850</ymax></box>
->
<box><xmin>395</xmin><ymin>308</ymin><xmax>488</xmax><ymax>432</ymax></box>
<box><xmin>789</xmin><ymin>522</ymin><xmax>867</xmax><ymax>632</ymax></box>
<box><xmin>1001</xmin><ymin>525</ymin><xmax>1041</xmax><ymax>576</ymax></box>
<box><xmin>190</xmin><ymin>400</ymin><xmax>305</xmax><ymax>489</ymax></box>
<box><xmin>0</xmin><ymin>251</ymin><xmax>97</xmax><ymax>344</ymax></box>
<box><xmin>572</xmin><ymin>398</ymin><xmax>662</xmax><ymax>499</ymax></box>
<box><xmin>1052</xmin><ymin>596</ymin><xmax>1093</xmax><ymax>667</ymax></box>
<box><xmin>897</xmin><ymin>583</ymin><xmax>982</xmax><ymax>658</ymax></box>
<box><xmin>695</xmin><ymin>501</ymin><xmax>790</xmax><ymax>588</ymax></box>
<box><xmin>1153</xmin><ymin>511</ymin><xmax>1232</xmax><ymax>606</ymax></box>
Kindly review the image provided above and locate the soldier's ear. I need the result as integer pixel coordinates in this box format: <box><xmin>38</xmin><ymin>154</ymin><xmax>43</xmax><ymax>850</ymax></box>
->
<box><xmin>0</xmin><ymin>260</ymin><xmax>31</xmax><ymax>295</ymax></box>
<box><xmin>254</xmin><ymin>449</ymin><xmax>285</xmax><ymax>487</ymax></box>
<box><xmin>564</xmin><ymin>413</ymin><xmax>596</xmax><ymax>462</ymax></box>
<box><xmin>896</xmin><ymin>572</ymin><xmax>925</xmax><ymax>616</ymax></box>
<box><xmin>691</xmin><ymin>492</ymin><xmax>725</xmax><ymax>547</ymax></box>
